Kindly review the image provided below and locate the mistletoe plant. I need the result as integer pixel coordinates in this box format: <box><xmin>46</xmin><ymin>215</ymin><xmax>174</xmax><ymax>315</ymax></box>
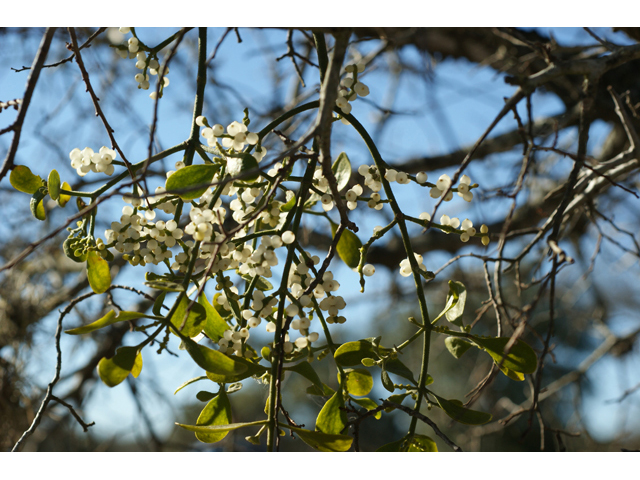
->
<box><xmin>9</xmin><ymin>28</ymin><xmax>537</xmax><ymax>452</ymax></box>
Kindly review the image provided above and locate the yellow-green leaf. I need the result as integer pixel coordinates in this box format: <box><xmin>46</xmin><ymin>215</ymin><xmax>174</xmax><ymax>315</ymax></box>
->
<box><xmin>205</xmin><ymin>355</ymin><xmax>266</xmax><ymax>383</ymax></box>
<box><xmin>48</xmin><ymin>169</ymin><xmax>61</xmax><ymax>201</ymax></box>
<box><xmin>10</xmin><ymin>165</ymin><xmax>43</xmax><ymax>194</ymax></box>
<box><xmin>343</xmin><ymin>368</ymin><xmax>373</xmax><ymax>396</ymax></box>
<box><xmin>333</xmin><ymin>152</ymin><xmax>351</xmax><ymax>191</ymax></box>
<box><xmin>182</xmin><ymin>339</ymin><xmax>248</xmax><ymax>377</ymax></box>
<box><xmin>165</xmin><ymin>164</ymin><xmax>219</xmax><ymax>201</ymax></box>
<box><xmin>288</xmin><ymin>425</ymin><xmax>352</xmax><ymax>452</ymax></box>
<box><xmin>195</xmin><ymin>390</ymin><xmax>232</xmax><ymax>443</ymax></box>
<box><xmin>176</xmin><ymin>420</ymin><xmax>268</xmax><ymax>436</ymax></box>
<box><xmin>471</xmin><ymin>336</ymin><xmax>537</xmax><ymax>375</ymax></box>
<box><xmin>65</xmin><ymin>310</ymin><xmax>146</xmax><ymax>335</ymax></box>
<box><xmin>86</xmin><ymin>251</ymin><xmax>111</xmax><ymax>294</ymax></box>
<box><xmin>334</xmin><ymin>339</ymin><xmax>376</xmax><ymax>366</ymax></box>
<box><xmin>170</xmin><ymin>295</ymin><xmax>207</xmax><ymax>338</ymax></box>
<box><xmin>445</xmin><ymin>336</ymin><xmax>473</xmax><ymax>359</ymax></box>
<box><xmin>30</xmin><ymin>187</ymin><xmax>47</xmax><ymax>221</ymax></box>
<box><xmin>97</xmin><ymin>347</ymin><xmax>142</xmax><ymax>387</ymax></box>
<box><xmin>315</xmin><ymin>390</ymin><xmax>347</xmax><ymax>435</ymax></box>
<box><xmin>351</xmin><ymin>397</ymin><xmax>381</xmax><ymax>419</ymax></box>
<box><xmin>331</xmin><ymin>223</ymin><xmax>362</xmax><ymax>269</ymax></box>
<box><xmin>198</xmin><ymin>293</ymin><xmax>229</xmax><ymax>342</ymax></box>
<box><xmin>286</xmin><ymin>361</ymin><xmax>324</xmax><ymax>392</ymax></box>
<box><xmin>57</xmin><ymin>181</ymin><xmax>72</xmax><ymax>207</ymax></box>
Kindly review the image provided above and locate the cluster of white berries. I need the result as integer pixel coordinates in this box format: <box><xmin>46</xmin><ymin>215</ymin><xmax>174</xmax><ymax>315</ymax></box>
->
<box><xmin>430</xmin><ymin>174</ymin><xmax>474</xmax><ymax>202</ymax></box>
<box><xmin>69</xmin><ymin>147</ymin><xmax>116</xmax><ymax>177</ymax></box>
<box><xmin>399</xmin><ymin>253</ymin><xmax>428</xmax><ymax>278</ymax></box>
<box><xmin>335</xmin><ymin>63</ymin><xmax>369</xmax><ymax>117</ymax></box>
<box><xmin>197</xmin><ymin>116</ymin><xmax>265</xmax><ymax>161</ymax></box>
<box><xmin>116</xmin><ymin>28</ymin><xmax>170</xmax><ymax>99</ymax></box>
<box><xmin>102</xmin><ymin>202</ymin><xmax>184</xmax><ymax>267</ymax></box>
<box><xmin>218</xmin><ymin>327</ymin><xmax>251</xmax><ymax>356</ymax></box>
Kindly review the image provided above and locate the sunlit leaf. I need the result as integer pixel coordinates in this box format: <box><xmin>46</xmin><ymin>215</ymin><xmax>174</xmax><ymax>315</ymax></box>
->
<box><xmin>97</xmin><ymin>346</ymin><xmax>142</xmax><ymax>387</ymax></box>
<box><xmin>165</xmin><ymin>163</ymin><xmax>219</xmax><ymax>200</ymax></box>
<box><xmin>351</xmin><ymin>397</ymin><xmax>381</xmax><ymax>419</ymax></box>
<box><xmin>333</xmin><ymin>152</ymin><xmax>351</xmax><ymax>191</ymax></box>
<box><xmin>182</xmin><ymin>339</ymin><xmax>248</xmax><ymax>377</ymax></box>
<box><xmin>86</xmin><ymin>251</ymin><xmax>111</xmax><ymax>294</ymax></box>
<box><xmin>343</xmin><ymin>368</ymin><xmax>373</xmax><ymax>396</ymax></box>
<box><xmin>471</xmin><ymin>336</ymin><xmax>537</xmax><ymax>375</ymax></box>
<box><xmin>48</xmin><ymin>169</ymin><xmax>61</xmax><ymax>201</ymax></box>
<box><xmin>205</xmin><ymin>355</ymin><xmax>266</xmax><ymax>383</ymax></box>
<box><xmin>240</xmin><ymin>274</ymin><xmax>273</xmax><ymax>291</ymax></box>
<box><xmin>10</xmin><ymin>165</ymin><xmax>43</xmax><ymax>194</ymax></box>
<box><xmin>315</xmin><ymin>390</ymin><xmax>347</xmax><ymax>435</ymax></box>
<box><xmin>170</xmin><ymin>295</ymin><xmax>207</xmax><ymax>338</ymax></box>
<box><xmin>197</xmin><ymin>293</ymin><xmax>229</xmax><ymax>343</ymax></box>
<box><xmin>500</xmin><ymin>366</ymin><xmax>525</xmax><ymax>381</ymax></box>
<box><xmin>334</xmin><ymin>339</ymin><xmax>387</xmax><ymax>366</ymax></box>
<box><xmin>406</xmin><ymin>434</ymin><xmax>438</xmax><ymax>452</ymax></box>
<box><xmin>287</xmin><ymin>424</ymin><xmax>352</xmax><ymax>452</ymax></box>
<box><xmin>331</xmin><ymin>222</ymin><xmax>362</xmax><ymax>269</ymax></box>
<box><xmin>384</xmin><ymin>393</ymin><xmax>410</xmax><ymax>412</ymax></box>
<box><xmin>194</xmin><ymin>390</ymin><xmax>232</xmax><ymax>443</ymax></box>
<box><xmin>445</xmin><ymin>280</ymin><xmax>466</xmax><ymax>326</ymax></box>
<box><xmin>279</xmin><ymin>191</ymin><xmax>296</xmax><ymax>212</ymax></box>
<box><xmin>445</xmin><ymin>336</ymin><xmax>473</xmax><ymax>359</ymax></box>
<box><xmin>177</xmin><ymin>419</ymin><xmax>267</xmax><ymax>436</ymax></box>
<box><xmin>431</xmin><ymin>393</ymin><xmax>492</xmax><ymax>425</ymax></box>
<box><xmin>57</xmin><ymin>181</ymin><xmax>72</xmax><ymax>207</ymax></box>
<box><xmin>30</xmin><ymin>187</ymin><xmax>47</xmax><ymax>221</ymax></box>
<box><xmin>65</xmin><ymin>310</ymin><xmax>146</xmax><ymax>335</ymax></box>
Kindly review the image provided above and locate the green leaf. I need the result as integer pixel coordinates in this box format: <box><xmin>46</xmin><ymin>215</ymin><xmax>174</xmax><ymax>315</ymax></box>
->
<box><xmin>245</xmin><ymin>425</ymin><xmax>266</xmax><ymax>445</ymax></box>
<box><xmin>240</xmin><ymin>274</ymin><xmax>273</xmax><ymax>291</ymax></box>
<box><xmin>445</xmin><ymin>280</ymin><xmax>466</xmax><ymax>326</ymax></box>
<box><xmin>431</xmin><ymin>393</ymin><xmax>492</xmax><ymax>425</ymax></box>
<box><xmin>445</xmin><ymin>336</ymin><xmax>473</xmax><ymax>359</ymax></box>
<box><xmin>177</xmin><ymin>419</ymin><xmax>268</xmax><ymax>436</ymax></box>
<box><xmin>97</xmin><ymin>346</ymin><xmax>142</xmax><ymax>387</ymax></box>
<box><xmin>384</xmin><ymin>357</ymin><xmax>418</xmax><ymax>385</ymax></box>
<box><xmin>331</xmin><ymin>222</ymin><xmax>362</xmax><ymax>269</ymax></box>
<box><xmin>48</xmin><ymin>169</ymin><xmax>61</xmax><ymax>201</ymax></box>
<box><xmin>306</xmin><ymin>383</ymin><xmax>336</xmax><ymax>396</ymax></box>
<box><xmin>10</xmin><ymin>165</ymin><xmax>43</xmax><ymax>194</ymax></box>
<box><xmin>286</xmin><ymin>361</ymin><xmax>324</xmax><ymax>392</ymax></box>
<box><xmin>315</xmin><ymin>390</ymin><xmax>347</xmax><ymax>435</ymax></box>
<box><xmin>30</xmin><ymin>187</ymin><xmax>47</xmax><ymax>221</ymax></box>
<box><xmin>197</xmin><ymin>293</ymin><xmax>229</xmax><ymax>343</ymax></box>
<box><xmin>376</xmin><ymin>438</ymin><xmax>407</xmax><ymax>452</ymax></box>
<box><xmin>351</xmin><ymin>397</ymin><xmax>381</xmax><ymax>419</ymax></box>
<box><xmin>343</xmin><ymin>368</ymin><xmax>373</xmax><ymax>396</ymax></box>
<box><xmin>279</xmin><ymin>190</ymin><xmax>296</xmax><ymax>212</ymax></box>
<box><xmin>226</xmin><ymin>153</ymin><xmax>260</xmax><ymax>182</ymax></box>
<box><xmin>333</xmin><ymin>152</ymin><xmax>351</xmax><ymax>192</ymax></box>
<box><xmin>381</xmin><ymin>365</ymin><xmax>395</xmax><ymax>392</ymax></box>
<box><xmin>384</xmin><ymin>393</ymin><xmax>410</xmax><ymax>412</ymax></box>
<box><xmin>287</xmin><ymin>425</ymin><xmax>352</xmax><ymax>452</ymax></box>
<box><xmin>165</xmin><ymin>164</ymin><xmax>219</xmax><ymax>201</ymax></box>
<box><xmin>170</xmin><ymin>295</ymin><xmax>207</xmax><ymax>338</ymax></box>
<box><xmin>194</xmin><ymin>390</ymin><xmax>232</xmax><ymax>443</ymax></box>
<box><xmin>57</xmin><ymin>181</ymin><xmax>72</xmax><ymax>207</ymax></box>
<box><xmin>174</xmin><ymin>375</ymin><xmax>208</xmax><ymax>395</ymax></box>
<box><xmin>182</xmin><ymin>339</ymin><xmax>248</xmax><ymax>377</ymax></box>
<box><xmin>334</xmin><ymin>339</ymin><xmax>388</xmax><ymax>366</ymax></box>
<box><xmin>152</xmin><ymin>291</ymin><xmax>167</xmax><ymax>317</ymax></box>
<box><xmin>205</xmin><ymin>355</ymin><xmax>266</xmax><ymax>383</ymax></box>
<box><xmin>406</xmin><ymin>434</ymin><xmax>438</xmax><ymax>452</ymax></box>
<box><xmin>144</xmin><ymin>280</ymin><xmax>185</xmax><ymax>292</ymax></box>
<box><xmin>65</xmin><ymin>310</ymin><xmax>146</xmax><ymax>335</ymax></box>
<box><xmin>196</xmin><ymin>391</ymin><xmax>216</xmax><ymax>402</ymax></box>
<box><xmin>501</xmin><ymin>367</ymin><xmax>525</xmax><ymax>381</ymax></box>
<box><xmin>471</xmin><ymin>336</ymin><xmax>537</xmax><ymax>375</ymax></box>
<box><xmin>86</xmin><ymin>251</ymin><xmax>111</xmax><ymax>294</ymax></box>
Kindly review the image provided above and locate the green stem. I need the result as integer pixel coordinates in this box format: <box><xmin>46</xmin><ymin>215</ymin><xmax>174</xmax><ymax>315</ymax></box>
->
<box><xmin>343</xmin><ymin>112</ymin><xmax>432</xmax><ymax>437</ymax></box>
